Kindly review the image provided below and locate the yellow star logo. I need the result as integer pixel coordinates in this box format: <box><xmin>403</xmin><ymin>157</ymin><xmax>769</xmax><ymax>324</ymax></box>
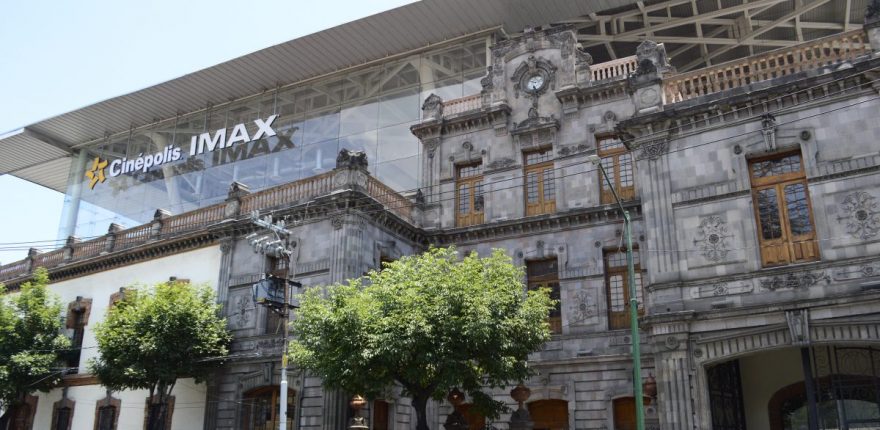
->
<box><xmin>85</xmin><ymin>157</ymin><xmax>108</xmax><ymax>189</ymax></box>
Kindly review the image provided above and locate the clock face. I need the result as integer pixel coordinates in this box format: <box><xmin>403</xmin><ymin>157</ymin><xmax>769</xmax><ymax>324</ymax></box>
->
<box><xmin>526</xmin><ymin>74</ymin><xmax>545</xmax><ymax>91</ymax></box>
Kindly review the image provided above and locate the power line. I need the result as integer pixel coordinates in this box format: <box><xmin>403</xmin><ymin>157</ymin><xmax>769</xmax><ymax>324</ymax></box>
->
<box><xmin>3</xmin><ymin>67</ymin><xmax>877</xmax><ymax>259</ymax></box>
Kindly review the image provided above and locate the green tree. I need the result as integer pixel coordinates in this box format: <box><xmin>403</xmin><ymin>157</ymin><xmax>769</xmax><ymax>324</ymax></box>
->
<box><xmin>0</xmin><ymin>267</ymin><xmax>69</xmax><ymax>425</ymax></box>
<box><xmin>90</xmin><ymin>281</ymin><xmax>230</xmax><ymax>430</ymax></box>
<box><xmin>290</xmin><ymin>247</ymin><xmax>554</xmax><ymax>430</ymax></box>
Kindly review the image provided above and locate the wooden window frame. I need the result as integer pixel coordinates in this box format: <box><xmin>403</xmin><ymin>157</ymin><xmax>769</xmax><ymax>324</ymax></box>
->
<box><xmin>143</xmin><ymin>395</ymin><xmax>175</xmax><ymax>430</ymax></box>
<box><xmin>94</xmin><ymin>395</ymin><xmax>120</xmax><ymax>430</ymax></box>
<box><xmin>597</xmin><ymin>135</ymin><xmax>635</xmax><ymax>205</ymax></box>
<box><xmin>748</xmin><ymin>150</ymin><xmax>819</xmax><ymax>267</ymax></box>
<box><xmin>52</xmin><ymin>397</ymin><xmax>75</xmax><ymax>430</ymax></box>
<box><xmin>524</xmin><ymin>148</ymin><xmax>556</xmax><ymax>216</ymax></box>
<box><xmin>455</xmin><ymin>163</ymin><xmax>484</xmax><ymax>227</ymax></box>
<box><xmin>526</xmin><ymin>259</ymin><xmax>562</xmax><ymax>335</ymax></box>
<box><xmin>604</xmin><ymin>248</ymin><xmax>644</xmax><ymax>331</ymax></box>
<box><xmin>242</xmin><ymin>386</ymin><xmax>296</xmax><ymax>430</ymax></box>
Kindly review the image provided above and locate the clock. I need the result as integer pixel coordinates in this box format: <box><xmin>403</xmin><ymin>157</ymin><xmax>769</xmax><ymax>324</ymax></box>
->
<box><xmin>521</xmin><ymin>71</ymin><xmax>549</xmax><ymax>95</ymax></box>
<box><xmin>526</xmin><ymin>74</ymin><xmax>545</xmax><ymax>91</ymax></box>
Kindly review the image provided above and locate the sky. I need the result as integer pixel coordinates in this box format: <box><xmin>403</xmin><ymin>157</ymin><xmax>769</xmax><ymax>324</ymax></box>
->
<box><xmin>0</xmin><ymin>0</ymin><xmax>418</xmax><ymax>264</ymax></box>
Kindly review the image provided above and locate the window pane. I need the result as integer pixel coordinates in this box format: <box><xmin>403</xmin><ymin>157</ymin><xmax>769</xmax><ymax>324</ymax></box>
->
<box><xmin>784</xmin><ymin>183</ymin><xmax>813</xmax><ymax>236</ymax></box>
<box><xmin>757</xmin><ymin>188</ymin><xmax>783</xmax><ymax>240</ymax></box>
<box><xmin>619</xmin><ymin>155</ymin><xmax>633</xmax><ymax>187</ymax></box>
<box><xmin>527</xmin><ymin>172</ymin><xmax>539</xmax><ymax>203</ymax></box>
<box><xmin>474</xmin><ymin>182</ymin><xmax>484</xmax><ymax>212</ymax></box>
<box><xmin>601</xmin><ymin>157</ymin><xmax>615</xmax><ymax>190</ymax></box>
<box><xmin>609</xmin><ymin>275</ymin><xmax>625</xmax><ymax>312</ymax></box>
<box><xmin>543</xmin><ymin>168</ymin><xmax>555</xmax><ymax>201</ymax></box>
<box><xmin>458</xmin><ymin>184</ymin><xmax>470</xmax><ymax>214</ymax></box>
<box><xmin>376</xmin><ymin>157</ymin><xmax>418</xmax><ymax>192</ymax></box>
<box><xmin>751</xmin><ymin>153</ymin><xmax>802</xmax><ymax>179</ymax></box>
<box><xmin>525</xmin><ymin>150</ymin><xmax>552</xmax><ymax>166</ymax></box>
<box><xmin>55</xmin><ymin>407</ymin><xmax>71</xmax><ymax>430</ymax></box>
<box><xmin>598</xmin><ymin>136</ymin><xmax>624</xmax><ymax>153</ymax></box>
<box><xmin>458</xmin><ymin>164</ymin><xmax>481</xmax><ymax>179</ymax></box>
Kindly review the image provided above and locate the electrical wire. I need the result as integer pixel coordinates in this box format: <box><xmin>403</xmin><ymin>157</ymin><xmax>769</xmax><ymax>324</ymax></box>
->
<box><xmin>2</xmin><ymin>64</ymin><xmax>877</xmax><ymax>266</ymax></box>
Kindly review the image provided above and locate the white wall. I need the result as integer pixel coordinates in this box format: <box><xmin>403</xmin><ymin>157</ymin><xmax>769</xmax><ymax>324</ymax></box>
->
<box><xmin>739</xmin><ymin>348</ymin><xmax>805</xmax><ymax>430</ymax></box>
<box><xmin>31</xmin><ymin>245</ymin><xmax>221</xmax><ymax>430</ymax></box>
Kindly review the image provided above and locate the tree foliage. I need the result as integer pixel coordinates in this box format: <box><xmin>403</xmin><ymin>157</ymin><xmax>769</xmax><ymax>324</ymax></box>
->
<box><xmin>0</xmin><ymin>267</ymin><xmax>69</xmax><ymax>411</ymax></box>
<box><xmin>290</xmin><ymin>247</ymin><xmax>554</xmax><ymax>430</ymax></box>
<box><xmin>90</xmin><ymin>280</ymin><xmax>230</xmax><ymax>426</ymax></box>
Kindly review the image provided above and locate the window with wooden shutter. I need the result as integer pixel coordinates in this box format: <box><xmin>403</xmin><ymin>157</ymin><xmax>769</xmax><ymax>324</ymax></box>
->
<box><xmin>597</xmin><ymin>135</ymin><xmax>635</xmax><ymax>204</ymax></box>
<box><xmin>526</xmin><ymin>259</ymin><xmax>561</xmax><ymax>334</ymax></box>
<box><xmin>604</xmin><ymin>249</ymin><xmax>644</xmax><ymax>330</ymax></box>
<box><xmin>749</xmin><ymin>151</ymin><xmax>819</xmax><ymax>267</ymax></box>
<box><xmin>524</xmin><ymin>148</ymin><xmax>556</xmax><ymax>216</ymax></box>
<box><xmin>455</xmin><ymin>163</ymin><xmax>484</xmax><ymax>227</ymax></box>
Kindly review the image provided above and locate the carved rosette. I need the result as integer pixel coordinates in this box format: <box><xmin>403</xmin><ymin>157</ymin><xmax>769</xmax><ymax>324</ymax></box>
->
<box><xmin>838</xmin><ymin>191</ymin><xmax>880</xmax><ymax>240</ymax></box>
<box><xmin>569</xmin><ymin>289</ymin><xmax>596</xmax><ymax>324</ymax></box>
<box><xmin>638</xmin><ymin>139</ymin><xmax>668</xmax><ymax>160</ymax></box>
<box><xmin>693</xmin><ymin>216</ymin><xmax>732</xmax><ymax>262</ymax></box>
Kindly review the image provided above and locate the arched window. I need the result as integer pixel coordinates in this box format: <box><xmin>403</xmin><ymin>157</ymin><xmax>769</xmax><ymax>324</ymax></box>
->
<box><xmin>242</xmin><ymin>386</ymin><xmax>296</xmax><ymax>430</ymax></box>
<box><xmin>528</xmin><ymin>399</ymin><xmax>568</xmax><ymax>430</ymax></box>
<box><xmin>769</xmin><ymin>375</ymin><xmax>880</xmax><ymax>430</ymax></box>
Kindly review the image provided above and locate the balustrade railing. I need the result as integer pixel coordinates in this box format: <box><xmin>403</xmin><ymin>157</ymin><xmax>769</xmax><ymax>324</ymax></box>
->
<box><xmin>366</xmin><ymin>175</ymin><xmax>413</xmax><ymax>222</ymax></box>
<box><xmin>591</xmin><ymin>55</ymin><xmax>638</xmax><ymax>82</ymax></box>
<box><xmin>663</xmin><ymin>29</ymin><xmax>870</xmax><ymax>104</ymax></box>
<box><xmin>0</xmin><ymin>164</ymin><xmax>416</xmax><ymax>283</ymax></box>
<box><xmin>162</xmin><ymin>204</ymin><xmax>226</xmax><ymax>236</ymax></box>
<box><xmin>240</xmin><ymin>171</ymin><xmax>334</xmax><ymax>213</ymax></box>
<box><xmin>442</xmin><ymin>94</ymin><xmax>482</xmax><ymax>116</ymax></box>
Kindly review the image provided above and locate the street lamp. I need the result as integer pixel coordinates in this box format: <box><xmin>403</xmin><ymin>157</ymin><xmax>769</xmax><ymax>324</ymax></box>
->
<box><xmin>587</xmin><ymin>154</ymin><xmax>645</xmax><ymax>430</ymax></box>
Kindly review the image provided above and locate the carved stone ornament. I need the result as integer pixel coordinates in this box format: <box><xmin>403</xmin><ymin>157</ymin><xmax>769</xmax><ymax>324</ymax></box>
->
<box><xmin>480</xmin><ymin>66</ymin><xmax>494</xmax><ymax>91</ymax></box>
<box><xmin>422</xmin><ymin>93</ymin><xmax>444</xmax><ymax>120</ymax></box>
<box><xmin>664</xmin><ymin>336</ymin><xmax>680</xmax><ymax>351</ymax></box>
<box><xmin>511</xmin><ymin>55</ymin><xmax>557</xmax><ymax>99</ymax></box>
<box><xmin>693</xmin><ymin>216</ymin><xmax>733</xmax><ymax>262</ymax></box>
<box><xmin>232</xmin><ymin>294</ymin><xmax>253</xmax><ymax>329</ymax></box>
<box><xmin>575</xmin><ymin>47</ymin><xmax>593</xmax><ymax>66</ymax></box>
<box><xmin>569</xmin><ymin>289</ymin><xmax>597</xmax><ymax>324</ymax></box>
<box><xmin>760</xmin><ymin>271</ymin><xmax>830</xmax><ymax>291</ymax></box>
<box><xmin>514</xmin><ymin>113</ymin><xmax>559</xmax><ymax>134</ymax></box>
<box><xmin>785</xmin><ymin>309</ymin><xmax>810</xmax><ymax>346</ymax></box>
<box><xmin>557</xmin><ymin>144</ymin><xmax>589</xmax><ymax>157</ymax></box>
<box><xmin>331</xmin><ymin>216</ymin><xmax>344</xmax><ymax>230</ymax></box>
<box><xmin>486</xmin><ymin>158</ymin><xmax>516</xmax><ymax>170</ymax></box>
<box><xmin>632</xmin><ymin>40</ymin><xmax>670</xmax><ymax>77</ymax></box>
<box><xmin>761</xmin><ymin>113</ymin><xmax>778</xmax><ymax>151</ymax></box>
<box><xmin>336</xmin><ymin>148</ymin><xmax>368</xmax><ymax>169</ymax></box>
<box><xmin>838</xmin><ymin>191</ymin><xmax>880</xmax><ymax>240</ymax></box>
<box><xmin>638</xmin><ymin>139</ymin><xmax>668</xmax><ymax>160</ymax></box>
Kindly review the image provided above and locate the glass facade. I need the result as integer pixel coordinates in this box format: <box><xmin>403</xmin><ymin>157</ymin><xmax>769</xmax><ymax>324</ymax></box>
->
<box><xmin>65</xmin><ymin>38</ymin><xmax>487</xmax><ymax>239</ymax></box>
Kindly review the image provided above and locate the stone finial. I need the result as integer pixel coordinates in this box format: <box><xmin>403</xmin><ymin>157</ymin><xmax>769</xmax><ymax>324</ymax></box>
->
<box><xmin>107</xmin><ymin>223</ymin><xmax>124</xmax><ymax>234</ymax></box>
<box><xmin>64</xmin><ymin>236</ymin><xmax>80</xmax><ymax>248</ymax></box>
<box><xmin>227</xmin><ymin>182</ymin><xmax>251</xmax><ymax>200</ymax></box>
<box><xmin>632</xmin><ymin>40</ymin><xmax>672</xmax><ymax>79</ymax></box>
<box><xmin>153</xmin><ymin>209</ymin><xmax>172</xmax><ymax>220</ymax></box>
<box><xmin>422</xmin><ymin>93</ymin><xmax>444</xmax><ymax>120</ymax></box>
<box><xmin>347</xmin><ymin>395</ymin><xmax>368</xmax><ymax>430</ymax></box>
<box><xmin>336</xmin><ymin>148</ymin><xmax>368</xmax><ymax>169</ymax></box>
<box><xmin>509</xmin><ymin>384</ymin><xmax>534</xmax><ymax>430</ymax></box>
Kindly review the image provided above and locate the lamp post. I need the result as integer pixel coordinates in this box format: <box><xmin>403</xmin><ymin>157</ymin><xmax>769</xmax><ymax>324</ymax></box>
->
<box><xmin>587</xmin><ymin>154</ymin><xmax>644</xmax><ymax>430</ymax></box>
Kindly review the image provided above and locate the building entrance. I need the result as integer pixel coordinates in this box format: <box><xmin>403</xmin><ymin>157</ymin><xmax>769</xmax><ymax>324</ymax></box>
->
<box><xmin>707</xmin><ymin>346</ymin><xmax>880</xmax><ymax>430</ymax></box>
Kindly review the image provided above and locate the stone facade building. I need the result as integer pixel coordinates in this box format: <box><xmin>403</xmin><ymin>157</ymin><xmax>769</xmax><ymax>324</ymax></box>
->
<box><xmin>2</xmin><ymin>1</ymin><xmax>880</xmax><ymax>429</ymax></box>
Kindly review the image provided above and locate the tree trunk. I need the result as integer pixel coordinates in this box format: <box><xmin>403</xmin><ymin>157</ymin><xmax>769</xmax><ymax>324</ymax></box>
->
<box><xmin>412</xmin><ymin>395</ymin><xmax>430</xmax><ymax>430</ymax></box>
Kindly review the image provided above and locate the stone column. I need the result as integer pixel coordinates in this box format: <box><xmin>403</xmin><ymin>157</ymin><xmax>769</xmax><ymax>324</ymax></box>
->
<box><xmin>646</xmin><ymin>315</ymin><xmax>696</xmax><ymax>430</ymax></box>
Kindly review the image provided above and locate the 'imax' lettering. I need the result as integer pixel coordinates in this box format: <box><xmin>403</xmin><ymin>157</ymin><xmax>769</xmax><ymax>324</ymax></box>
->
<box><xmin>189</xmin><ymin>115</ymin><xmax>278</xmax><ymax>156</ymax></box>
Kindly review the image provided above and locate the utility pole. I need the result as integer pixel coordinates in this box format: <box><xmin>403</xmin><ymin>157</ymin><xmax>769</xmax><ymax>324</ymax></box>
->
<box><xmin>248</xmin><ymin>210</ymin><xmax>299</xmax><ymax>430</ymax></box>
<box><xmin>588</xmin><ymin>155</ymin><xmax>645</xmax><ymax>430</ymax></box>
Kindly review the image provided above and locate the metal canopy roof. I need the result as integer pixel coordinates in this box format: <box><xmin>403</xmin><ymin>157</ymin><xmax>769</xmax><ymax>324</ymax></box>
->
<box><xmin>1</xmin><ymin>0</ymin><xmax>865</xmax><ymax>192</ymax></box>
<box><xmin>0</xmin><ymin>0</ymin><xmax>637</xmax><ymax>192</ymax></box>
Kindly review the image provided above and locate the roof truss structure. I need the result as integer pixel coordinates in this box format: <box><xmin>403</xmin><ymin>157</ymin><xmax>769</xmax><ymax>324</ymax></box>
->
<box><xmin>569</xmin><ymin>0</ymin><xmax>866</xmax><ymax>71</ymax></box>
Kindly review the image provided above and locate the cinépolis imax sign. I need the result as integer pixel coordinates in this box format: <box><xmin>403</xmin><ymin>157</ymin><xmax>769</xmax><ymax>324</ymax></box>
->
<box><xmin>85</xmin><ymin>115</ymin><xmax>280</xmax><ymax>189</ymax></box>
